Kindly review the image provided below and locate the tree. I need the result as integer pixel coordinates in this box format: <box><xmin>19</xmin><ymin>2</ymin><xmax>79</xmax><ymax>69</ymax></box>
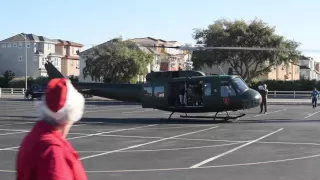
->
<box><xmin>83</xmin><ymin>38</ymin><xmax>154</xmax><ymax>83</ymax></box>
<box><xmin>4</xmin><ymin>70</ymin><xmax>15</xmax><ymax>82</ymax></box>
<box><xmin>1</xmin><ymin>70</ymin><xmax>15</xmax><ymax>88</ymax></box>
<box><xmin>191</xmin><ymin>18</ymin><xmax>301</xmax><ymax>82</ymax></box>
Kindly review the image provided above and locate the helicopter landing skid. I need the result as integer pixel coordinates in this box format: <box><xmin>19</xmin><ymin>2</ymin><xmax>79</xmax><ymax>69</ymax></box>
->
<box><xmin>179</xmin><ymin>112</ymin><xmax>246</xmax><ymax>122</ymax></box>
<box><xmin>165</xmin><ymin>112</ymin><xmax>188</xmax><ymax>120</ymax></box>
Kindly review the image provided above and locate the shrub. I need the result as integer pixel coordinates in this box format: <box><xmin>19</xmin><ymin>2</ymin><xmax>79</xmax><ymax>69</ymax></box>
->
<box><xmin>8</xmin><ymin>76</ymin><xmax>50</xmax><ymax>88</ymax></box>
<box><xmin>34</xmin><ymin>76</ymin><xmax>50</xmax><ymax>85</ymax></box>
<box><xmin>0</xmin><ymin>75</ymin><xmax>4</xmax><ymax>88</ymax></box>
<box><xmin>8</xmin><ymin>77</ymin><xmax>28</xmax><ymax>88</ymax></box>
<box><xmin>248</xmin><ymin>79</ymin><xmax>319</xmax><ymax>91</ymax></box>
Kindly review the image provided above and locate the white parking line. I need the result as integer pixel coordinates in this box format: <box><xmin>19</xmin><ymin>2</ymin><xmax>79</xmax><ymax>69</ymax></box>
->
<box><xmin>77</xmin><ymin>142</ymin><xmax>241</xmax><ymax>153</ymax></box>
<box><xmin>0</xmin><ymin>108</ymin><xmax>30</xmax><ymax>112</ymax></box>
<box><xmin>0</xmin><ymin>122</ymin><xmax>35</xmax><ymax>127</ymax></box>
<box><xmin>85</xmin><ymin>107</ymin><xmax>139</xmax><ymax>113</ymax></box>
<box><xmin>77</xmin><ymin>122</ymin><xmax>105</xmax><ymax>124</ymax></box>
<box><xmin>0</xmin><ymin>146</ymin><xmax>20</xmax><ymax>151</ymax></box>
<box><xmin>0</xmin><ymin>129</ymin><xmax>29</xmax><ymax>132</ymax></box>
<box><xmin>190</xmin><ymin>128</ymin><xmax>283</xmax><ymax>168</ymax></box>
<box><xmin>304</xmin><ymin>110</ymin><xmax>320</xmax><ymax>118</ymax></box>
<box><xmin>72</xmin><ymin>124</ymin><xmax>90</xmax><ymax>127</ymax></box>
<box><xmin>80</xmin><ymin>126</ymin><xmax>219</xmax><ymax>160</ymax></box>
<box><xmin>67</xmin><ymin>124</ymin><xmax>158</xmax><ymax>140</ymax></box>
<box><xmin>0</xmin><ymin>124</ymin><xmax>158</xmax><ymax>152</ymax></box>
<box><xmin>254</xmin><ymin>109</ymin><xmax>287</xmax><ymax>117</ymax></box>
<box><xmin>93</xmin><ymin>134</ymin><xmax>245</xmax><ymax>143</ymax></box>
<box><xmin>122</xmin><ymin>109</ymin><xmax>155</xmax><ymax>114</ymax></box>
<box><xmin>0</xmin><ymin>131</ymin><xmax>27</xmax><ymax>136</ymax></box>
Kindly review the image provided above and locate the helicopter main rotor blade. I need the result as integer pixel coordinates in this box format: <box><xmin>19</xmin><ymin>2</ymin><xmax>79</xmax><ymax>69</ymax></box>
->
<box><xmin>143</xmin><ymin>45</ymin><xmax>292</xmax><ymax>51</ymax></box>
<box><xmin>194</xmin><ymin>46</ymin><xmax>290</xmax><ymax>51</ymax></box>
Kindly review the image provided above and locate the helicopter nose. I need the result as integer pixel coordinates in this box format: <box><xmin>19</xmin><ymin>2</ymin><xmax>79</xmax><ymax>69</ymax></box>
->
<box><xmin>242</xmin><ymin>89</ymin><xmax>261</xmax><ymax>109</ymax></box>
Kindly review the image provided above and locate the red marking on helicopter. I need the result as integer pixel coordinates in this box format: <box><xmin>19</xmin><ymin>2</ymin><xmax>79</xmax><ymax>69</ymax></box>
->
<box><xmin>223</xmin><ymin>97</ymin><xmax>229</xmax><ymax>105</ymax></box>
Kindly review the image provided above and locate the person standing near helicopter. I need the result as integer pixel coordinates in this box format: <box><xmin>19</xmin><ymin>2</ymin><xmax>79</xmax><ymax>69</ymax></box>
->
<box><xmin>311</xmin><ymin>87</ymin><xmax>319</xmax><ymax>108</ymax></box>
<box><xmin>258</xmin><ymin>83</ymin><xmax>268</xmax><ymax>114</ymax></box>
<box><xmin>179</xmin><ymin>85</ymin><xmax>186</xmax><ymax>106</ymax></box>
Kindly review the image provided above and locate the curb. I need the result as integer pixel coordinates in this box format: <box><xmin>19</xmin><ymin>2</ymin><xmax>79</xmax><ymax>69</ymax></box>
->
<box><xmin>268</xmin><ymin>102</ymin><xmax>311</xmax><ymax>105</ymax></box>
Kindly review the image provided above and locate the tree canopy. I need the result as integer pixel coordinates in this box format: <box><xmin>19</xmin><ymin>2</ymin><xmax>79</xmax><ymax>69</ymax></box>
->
<box><xmin>191</xmin><ymin>18</ymin><xmax>302</xmax><ymax>82</ymax></box>
<box><xmin>83</xmin><ymin>38</ymin><xmax>154</xmax><ymax>83</ymax></box>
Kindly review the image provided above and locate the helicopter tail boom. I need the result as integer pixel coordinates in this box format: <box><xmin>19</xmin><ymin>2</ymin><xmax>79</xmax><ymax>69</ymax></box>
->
<box><xmin>44</xmin><ymin>61</ymin><xmax>142</xmax><ymax>103</ymax></box>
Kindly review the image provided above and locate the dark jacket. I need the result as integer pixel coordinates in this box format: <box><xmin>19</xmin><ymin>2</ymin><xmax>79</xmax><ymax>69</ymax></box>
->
<box><xmin>259</xmin><ymin>89</ymin><xmax>268</xmax><ymax>100</ymax></box>
<box><xmin>16</xmin><ymin>121</ymin><xmax>87</xmax><ymax>180</ymax></box>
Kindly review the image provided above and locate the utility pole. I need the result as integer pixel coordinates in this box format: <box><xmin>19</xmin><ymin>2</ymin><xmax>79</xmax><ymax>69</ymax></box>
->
<box><xmin>24</xmin><ymin>34</ymin><xmax>27</xmax><ymax>90</ymax></box>
<box><xmin>16</xmin><ymin>33</ymin><xmax>28</xmax><ymax>90</ymax></box>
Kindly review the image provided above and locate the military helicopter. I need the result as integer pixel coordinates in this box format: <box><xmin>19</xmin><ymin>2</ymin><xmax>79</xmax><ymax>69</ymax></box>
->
<box><xmin>43</xmin><ymin>44</ymin><xmax>285</xmax><ymax>122</ymax></box>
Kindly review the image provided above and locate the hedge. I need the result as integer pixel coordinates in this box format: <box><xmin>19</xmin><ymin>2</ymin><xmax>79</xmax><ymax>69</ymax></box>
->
<box><xmin>0</xmin><ymin>75</ymin><xmax>4</xmax><ymax>88</ymax></box>
<box><xmin>249</xmin><ymin>79</ymin><xmax>320</xmax><ymax>91</ymax></box>
<box><xmin>7</xmin><ymin>76</ymin><xmax>78</xmax><ymax>88</ymax></box>
<box><xmin>8</xmin><ymin>76</ymin><xmax>50</xmax><ymax>88</ymax></box>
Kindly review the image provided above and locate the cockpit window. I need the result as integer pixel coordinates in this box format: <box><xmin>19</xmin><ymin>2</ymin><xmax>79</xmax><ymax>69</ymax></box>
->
<box><xmin>220</xmin><ymin>81</ymin><xmax>236</xmax><ymax>97</ymax></box>
<box><xmin>231</xmin><ymin>77</ymin><xmax>249</xmax><ymax>94</ymax></box>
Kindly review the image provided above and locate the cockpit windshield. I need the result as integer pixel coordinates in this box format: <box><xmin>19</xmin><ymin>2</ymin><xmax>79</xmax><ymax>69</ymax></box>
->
<box><xmin>231</xmin><ymin>77</ymin><xmax>249</xmax><ymax>94</ymax></box>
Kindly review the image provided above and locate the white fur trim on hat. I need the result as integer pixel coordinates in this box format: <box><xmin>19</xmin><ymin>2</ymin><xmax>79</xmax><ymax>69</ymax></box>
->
<box><xmin>36</xmin><ymin>79</ymin><xmax>85</xmax><ymax>124</ymax></box>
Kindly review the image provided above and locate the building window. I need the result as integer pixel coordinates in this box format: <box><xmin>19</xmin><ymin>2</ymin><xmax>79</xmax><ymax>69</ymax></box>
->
<box><xmin>26</xmin><ymin>43</ymin><xmax>30</xmax><ymax>48</ymax></box>
<box><xmin>73</xmin><ymin>47</ymin><xmax>79</xmax><ymax>55</ymax></box>
<box><xmin>18</xmin><ymin>56</ymin><xmax>23</xmax><ymax>61</ymax></box>
<box><xmin>154</xmin><ymin>86</ymin><xmax>164</xmax><ymax>97</ymax></box>
<box><xmin>18</xmin><ymin>43</ymin><xmax>22</xmax><ymax>48</ymax></box>
<box><xmin>13</xmin><ymin>43</ymin><xmax>17</xmax><ymax>47</ymax></box>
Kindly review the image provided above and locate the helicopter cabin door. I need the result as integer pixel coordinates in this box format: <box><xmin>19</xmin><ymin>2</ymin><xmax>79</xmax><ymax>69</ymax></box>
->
<box><xmin>141</xmin><ymin>83</ymin><xmax>154</xmax><ymax>108</ymax></box>
<box><xmin>201</xmin><ymin>78</ymin><xmax>218</xmax><ymax>106</ymax></box>
<box><xmin>141</xmin><ymin>82</ymin><xmax>166</xmax><ymax>108</ymax></box>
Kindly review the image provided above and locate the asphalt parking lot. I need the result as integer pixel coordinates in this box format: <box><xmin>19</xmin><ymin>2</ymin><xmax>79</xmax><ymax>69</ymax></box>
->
<box><xmin>1</xmin><ymin>98</ymin><xmax>320</xmax><ymax>180</ymax></box>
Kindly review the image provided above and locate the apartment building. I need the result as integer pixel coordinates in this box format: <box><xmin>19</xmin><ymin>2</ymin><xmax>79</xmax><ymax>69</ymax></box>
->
<box><xmin>0</xmin><ymin>33</ymin><xmax>83</xmax><ymax>78</ymax></box>
<box><xmin>0</xmin><ymin>33</ymin><xmax>61</xmax><ymax>77</ymax></box>
<box><xmin>54</xmin><ymin>39</ymin><xmax>83</xmax><ymax>76</ymax></box>
<box><xmin>129</xmin><ymin>37</ymin><xmax>189</xmax><ymax>71</ymax></box>
<box><xmin>200</xmin><ymin>61</ymin><xmax>300</xmax><ymax>81</ymax></box>
<box><xmin>259</xmin><ymin>62</ymin><xmax>300</xmax><ymax>80</ymax></box>
<box><xmin>299</xmin><ymin>56</ymin><xmax>320</xmax><ymax>80</ymax></box>
<box><xmin>78</xmin><ymin>39</ymin><xmax>162</xmax><ymax>83</ymax></box>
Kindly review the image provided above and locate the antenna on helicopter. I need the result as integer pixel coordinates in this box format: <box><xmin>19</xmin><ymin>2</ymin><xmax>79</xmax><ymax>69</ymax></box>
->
<box><xmin>218</xmin><ymin>65</ymin><xmax>225</xmax><ymax>75</ymax></box>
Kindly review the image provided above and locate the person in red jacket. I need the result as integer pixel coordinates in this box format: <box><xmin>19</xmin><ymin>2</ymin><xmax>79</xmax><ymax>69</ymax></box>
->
<box><xmin>16</xmin><ymin>78</ymin><xmax>87</xmax><ymax>180</ymax></box>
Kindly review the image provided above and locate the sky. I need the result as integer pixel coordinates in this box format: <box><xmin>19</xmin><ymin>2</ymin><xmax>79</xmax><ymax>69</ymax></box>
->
<box><xmin>1</xmin><ymin>0</ymin><xmax>320</xmax><ymax>56</ymax></box>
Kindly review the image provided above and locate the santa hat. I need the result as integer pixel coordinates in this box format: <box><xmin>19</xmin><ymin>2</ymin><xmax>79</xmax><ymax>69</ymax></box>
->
<box><xmin>36</xmin><ymin>78</ymin><xmax>85</xmax><ymax>125</ymax></box>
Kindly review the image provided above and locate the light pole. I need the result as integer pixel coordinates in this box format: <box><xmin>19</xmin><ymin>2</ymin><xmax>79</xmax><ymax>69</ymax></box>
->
<box><xmin>15</xmin><ymin>33</ymin><xmax>28</xmax><ymax>90</ymax></box>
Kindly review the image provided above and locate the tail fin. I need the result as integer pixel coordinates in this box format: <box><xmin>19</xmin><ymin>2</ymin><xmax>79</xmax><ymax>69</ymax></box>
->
<box><xmin>44</xmin><ymin>61</ymin><xmax>65</xmax><ymax>79</ymax></box>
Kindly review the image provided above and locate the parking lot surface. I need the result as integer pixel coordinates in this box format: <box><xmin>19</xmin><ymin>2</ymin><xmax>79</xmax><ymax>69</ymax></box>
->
<box><xmin>1</xmin><ymin>99</ymin><xmax>320</xmax><ymax>180</ymax></box>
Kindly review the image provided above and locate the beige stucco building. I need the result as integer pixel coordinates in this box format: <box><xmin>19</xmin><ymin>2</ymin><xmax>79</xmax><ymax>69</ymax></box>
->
<box><xmin>200</xmin><ymin>61</ymin><xmax>300</xmax><ymax>81</ymax></box>
<box><xmin>53</xmin><ymin>39</ymin><xmax>83</xmax><ymax>77</ymax></box>
<box><xmin>259</xmin><ymin>62</ymin><xmax>300</xmax><ymax>80</ymax></box>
